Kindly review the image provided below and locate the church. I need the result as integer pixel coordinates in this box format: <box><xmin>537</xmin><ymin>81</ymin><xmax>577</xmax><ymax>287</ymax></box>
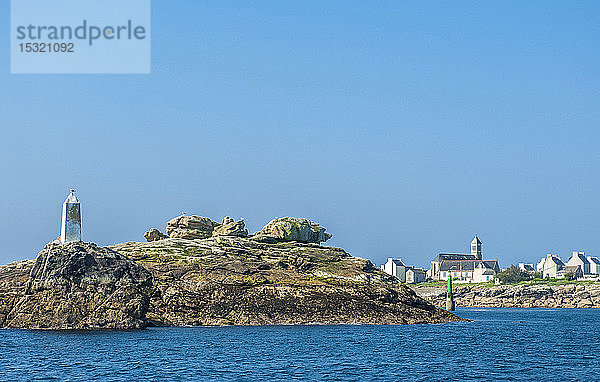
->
<box><xmin>427</xmin><ymin>236</ymin><xmax>500</xmax><ymax>283</ymax></box>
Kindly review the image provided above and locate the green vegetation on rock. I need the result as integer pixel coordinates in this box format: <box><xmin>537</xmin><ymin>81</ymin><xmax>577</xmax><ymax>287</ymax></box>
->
<box><xmin>496</xmin><ymin>265</ymin><xmax>533</xmax><ymax>284</ymax></box>
<box><xmin>0</xmin><ymin>233</ymin><xmax>462</xmax><ymax>329</ymax></box>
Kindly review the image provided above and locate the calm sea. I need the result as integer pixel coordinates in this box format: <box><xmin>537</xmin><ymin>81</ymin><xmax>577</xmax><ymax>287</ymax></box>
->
<box><xmin>1</xmin><ymin>308</ymin><xmax>599</xmax><ymax>381</ymax></box>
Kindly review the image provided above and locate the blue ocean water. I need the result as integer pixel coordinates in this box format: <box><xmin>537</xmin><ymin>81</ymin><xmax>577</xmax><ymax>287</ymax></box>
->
<box><xmin>1</xmin><ymin>308</ymin><xmax>599</xmax><ymax>381</ymax></box>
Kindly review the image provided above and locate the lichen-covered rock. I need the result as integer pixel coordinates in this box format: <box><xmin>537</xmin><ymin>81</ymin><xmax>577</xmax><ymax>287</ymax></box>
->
<box><xmin>212</xmin><ymin>217</ymin><xmax>248</xmax><ymax>237</ymax></box>
<box><xmin>0</xmin><ymin>260</ymin><xmax>34</xmax><ymax>328</ymax></box>
<box><xmin>111</xmin><ymin>237</ymin><xmax>460</xmax><ymax>326</ymax></box>
<box><xmin>166</xmin><ymin>215</ymin><xmax>220</xmax><ymax>239</ymax></box>
<box><xmin>255</xmin><ymin>217</ymin><xmax>332</xmax><ymax>244</ymax></box>
<box><xmin>144</xmin><ymin>228</ymin><xmax>168</xmax><ymax>242</ymax></box>
<box><xmin>2</xmin><ymin>241</ymin><xmax>153</xmax><ymax>330</ymax></box>
<box><xmin>0</xmin><ymin>236</ymin><xmax>462</xmax><ymax>330</ymax></box>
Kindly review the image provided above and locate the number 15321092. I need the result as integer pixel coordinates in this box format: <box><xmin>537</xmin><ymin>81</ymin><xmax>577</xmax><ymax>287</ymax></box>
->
<box><xmin>19</xmin><ymin>42</ymin><xmax>75</xmax><ymax>53</ymax></box>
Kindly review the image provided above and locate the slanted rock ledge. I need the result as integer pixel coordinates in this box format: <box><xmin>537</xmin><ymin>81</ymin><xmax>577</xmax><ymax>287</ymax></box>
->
<box><xmin>0</xmin><ymin>237</ymin><xmax>461</xmax><ymax>330</ymax></box>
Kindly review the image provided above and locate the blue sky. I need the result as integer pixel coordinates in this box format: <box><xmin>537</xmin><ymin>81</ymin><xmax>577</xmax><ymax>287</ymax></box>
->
<box><xmin>1</xmin><ymin>1</ymin><xmax>599</xmax><ymax>268</ymax></box>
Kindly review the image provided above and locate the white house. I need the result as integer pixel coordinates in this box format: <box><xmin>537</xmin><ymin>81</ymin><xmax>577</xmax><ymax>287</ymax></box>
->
<box><xmin>381</xmin><ymin>258</ymin><xmax>408</xmax><ymax>282</ymax></box>
<box><xmin>566</xmin><ymin>251</ymin><xmax>590</xmax><ymax>275</ymax></box>
<box><xmin>536</xmin><ymin>258</ymin><xmax>546</xmax><ymax>273</ymax></box>
<box><xmin>405</xmin><ymin>267</ymin><xmax>427</xmax><ymax>283</ymax></box>
<box><xmin>518</xmin><ymin>263</ymin><xmax>535</xmax><ymax>273</ymax></box>
<box><xmin>473</xmin><ymin>262</ymin><xmax>496</xmax><ymax>283</ymax></box>
<box><xmin>588</xmin><ymin>257</ymin><xmax>600</xmax><ymax>275</ymax></box>
<box><xmin>381</xmin><ymin>259</ymin><xmax>426</xmax><ymax>283</ymax></box>
<box><xmin>538</xmin><ymin>254</ymin><xmax>565</xmax><ymax>278</ymax></box>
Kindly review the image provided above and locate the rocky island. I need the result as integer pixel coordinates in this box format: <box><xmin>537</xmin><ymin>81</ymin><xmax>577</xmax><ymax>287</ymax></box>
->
<box><xmin>0</xmin><ymin>216</ymin><xmax>461</xmax><ymax>330</ymax></box>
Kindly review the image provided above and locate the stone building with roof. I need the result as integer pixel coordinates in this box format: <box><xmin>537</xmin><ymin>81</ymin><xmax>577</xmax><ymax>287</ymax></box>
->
<box><xmin>588</xmin><ymin>257</ymin><xmax>600</xmax><ymax>275</ymax></box>
<box><xmin>380</xmin><ymin>258</ymin><xmax>427</xmax><ymax>283</ymax></box>
<box><xmin>519</xmin><ymin>263</ymin><xmax>536</xmax><ymax>273</ymax></box>
<box><xmin>427</xmin><ymin>236</ymin><xmax>500</xmax><ymax>282</ymax></box>
<box><xmin>381</xmin><ymin>258</ymin><xmax>408</xmax><ymax>282</ymax></box>
<box><xmin>558</xmin><ymin>265</ymin><xmax>583</xmax><ymax>279</ymax></box>
<box><xmin>566</xmin><ymin>251</ymin><xmax>591</xmax><ymax>275</ymax></box>
<box><xmin>405</xmin><ymin>267</ymin><xmax>427</xmax><ymax>283</ymax></box>
<box><xmin>537</xmin><ymin>253</ymin><xmax>591</xmax><ymax>279</ymax></box>
<box><xmin>538</xmin><ymin>254</ymin><xmax>565</xmax><ymax>278</ymax></box>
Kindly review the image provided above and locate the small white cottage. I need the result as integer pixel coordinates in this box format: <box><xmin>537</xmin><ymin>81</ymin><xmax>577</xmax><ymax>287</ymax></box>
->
<box><xmin>588</xmin><ymin>257</ymin><xmax>600</xmax><ymax>275</ymax></box>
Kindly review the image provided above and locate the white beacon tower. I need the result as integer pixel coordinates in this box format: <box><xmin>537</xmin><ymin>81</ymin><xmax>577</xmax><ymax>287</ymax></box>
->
<box><xmin>60</xmin><ymin>189</ymin><xmax>81</xmax><ymax>244</ymax></box>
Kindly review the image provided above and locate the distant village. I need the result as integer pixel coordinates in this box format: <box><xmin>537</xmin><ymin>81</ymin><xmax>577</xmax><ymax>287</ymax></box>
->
<box><xmin>380</xmin><ymin>236</ymin><xmax>600</xmax><ymax>284</ymax></box>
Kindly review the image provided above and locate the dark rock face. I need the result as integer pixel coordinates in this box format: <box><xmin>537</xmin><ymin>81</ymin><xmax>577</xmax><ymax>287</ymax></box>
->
<box><xmin>3</xmin><ymin>241</ymin><xmax>152</xmax><ymax>330</ymax></box>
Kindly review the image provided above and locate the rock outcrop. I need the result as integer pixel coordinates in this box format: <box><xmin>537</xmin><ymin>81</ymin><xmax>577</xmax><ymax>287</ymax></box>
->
<box><xmin>166</xmin><ymin>215</ymin><xmax>220</xmax><ymax>239</ymax></box>
<box><xmin>0</xmin><ymin>241</ymin><xmax>152</xmax><ymax>329</ymax></box>
<box><xmin>212</xmin><ymin>217</ymin><xmax>248</xmax><ymax>237</ymax></box>
<box><xmin>255</xmin><ymin>217</ymin><xmax>332</xmax><ymax>244</ymax></box>
<box><xmin>0</xmin><ymin>219</ymin><xmax>461</xmax><ymax>329</ymax></box>
<box><xmin>0</xmin><ymin>260</ymin><xmax>34</xmax><ymax>327</ymax></box>
<box><xmin>411</xmin><ymin>282</ymin><xmax>600</xmax><ymax>309</ymax></box>
<box><xmin>110</xmin><ymin>237</ymin><xmax>459</xmax><ymax>326</ymax></box>
<box><xmin>144</xmin><ymin>228</ymin><xmax>168</xmax><ymax>242</ymax></box>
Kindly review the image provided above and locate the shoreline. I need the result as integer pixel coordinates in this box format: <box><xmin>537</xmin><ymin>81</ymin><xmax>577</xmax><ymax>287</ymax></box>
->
<box><xmin>410</xmin><ymin>282</ymin><xmax>600</xmax><ymax>309</ymax></box>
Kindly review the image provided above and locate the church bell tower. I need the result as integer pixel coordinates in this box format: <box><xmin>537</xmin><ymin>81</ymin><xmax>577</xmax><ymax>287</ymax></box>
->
<box><xmin>60</xmin><ymin>189</ymin><xmax>81</xmax><ymax>244</ymax></box>
<box><xmin>471</xmin><ymin>235</ymin><xmax>482</xmax><ymax>260</ymax></box>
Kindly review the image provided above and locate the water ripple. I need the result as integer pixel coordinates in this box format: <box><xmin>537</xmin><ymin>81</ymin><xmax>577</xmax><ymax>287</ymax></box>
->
<box><xmin>1</xmin><ymin>309</ymin><xmax>599</xmax><ymax>381</ymax></box>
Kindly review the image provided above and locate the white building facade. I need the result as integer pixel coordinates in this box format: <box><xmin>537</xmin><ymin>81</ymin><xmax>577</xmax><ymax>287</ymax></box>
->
<box><xmin>405</xmin><ymin>267</ymin><xmax>427</xmax><ymax>283</ymax></box>
<box><xmin>538</xmin><ymin>254</ymin><xmax>565</xmax><ymax>278</ymax></box>
<box><xmin>381</xmin><ymin>258</ymin><xmax>408</xmax><ymax>282</ymax></box>
<box><xmin>566</xmin><ymin>252</ymin><xmax>590</xmax><ymax>275</ymax></box>
<box><xmin>381</xmin><ymin>258</ymin><xmax>426</xmax><ymax>283</ymax></box>
<box><xmin>588</xmin><ymin>257</ymin><xmax>600</xmax><ymax>275</ymax></box>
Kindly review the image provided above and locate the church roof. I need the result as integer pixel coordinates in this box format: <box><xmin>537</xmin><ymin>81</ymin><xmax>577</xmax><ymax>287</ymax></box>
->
<box><xmin>439</xmin><ymin>259</ymin><xmax>499</xmax><ymax>272</ymax></box>
<box><xmin>471</xmin><ymin>236</ymin><xmax>482</xmax><ymax>244</ymax></box>
<box><xmin>483</xmin><ymin>260</ymin><xmax>500</xmax><ymax>271</ymax></box>
<box><xmin>434</xmin><ymin>253</ymin><xmax>478</xmax><ymax>262</ymax></box>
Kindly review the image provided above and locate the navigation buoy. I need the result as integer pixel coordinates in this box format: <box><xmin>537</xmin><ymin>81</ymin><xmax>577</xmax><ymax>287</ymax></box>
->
<box><xmin>446</xmin><ymin>274</ymin><xmax>455</xmax><ymax>311</ymax></box>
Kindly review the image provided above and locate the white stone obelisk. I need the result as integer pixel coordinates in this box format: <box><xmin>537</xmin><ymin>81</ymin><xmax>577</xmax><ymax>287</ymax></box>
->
<box><xmin>60</xmin><ymin>189</ymin><xmax>81</xmax><ymax>244</ymax></box>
